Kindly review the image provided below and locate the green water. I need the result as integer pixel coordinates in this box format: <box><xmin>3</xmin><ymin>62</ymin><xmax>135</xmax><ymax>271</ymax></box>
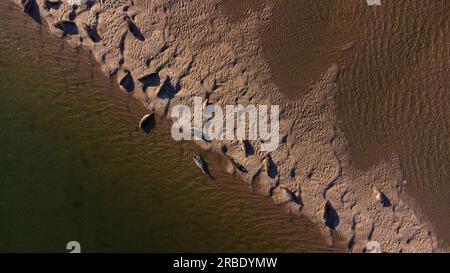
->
<box><xmin>0</xmin><ymin>2</ymin><xmax>340</xmax><ymax>252</ymax></box>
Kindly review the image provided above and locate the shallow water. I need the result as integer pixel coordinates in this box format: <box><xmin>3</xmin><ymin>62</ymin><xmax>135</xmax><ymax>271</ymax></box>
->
<box><xmin>220</xmin><ymin>0</ymin><xmax>449</xmax><ymax>244</ymax></box>
<box><xmin>0</xmin><ymin>2</ymin><xmax>343</xmax><ymax>252</ymax></box>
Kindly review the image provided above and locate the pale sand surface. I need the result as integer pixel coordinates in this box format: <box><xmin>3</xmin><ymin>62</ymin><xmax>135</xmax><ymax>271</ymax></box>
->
<box><xmin>221</xmin><ymin>0</ymin><xmax>450</xmax><ymax>248</ymax></box>
<box><xmin>12</xmin><ymin>0</ymin><xmax>448</xmax><ymax>252</ymax></box>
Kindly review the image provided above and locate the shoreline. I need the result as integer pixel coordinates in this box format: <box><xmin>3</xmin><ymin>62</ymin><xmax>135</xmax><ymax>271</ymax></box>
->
<box><xmin>0</xmin><ymin>1</ymin><xmax>340</xmax><ymax>251</ymax></box>
<box><xmin>13</xmin><ymin>0</ymin><xmax>446</xmax><ymax>252</ymax></box>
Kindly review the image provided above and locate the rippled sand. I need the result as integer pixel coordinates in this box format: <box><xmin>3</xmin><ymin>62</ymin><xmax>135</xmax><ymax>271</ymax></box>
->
<box><xmin>221</xmin><ymin>0</ymin><xmax>449</xmax><ymax>243</ymax></box>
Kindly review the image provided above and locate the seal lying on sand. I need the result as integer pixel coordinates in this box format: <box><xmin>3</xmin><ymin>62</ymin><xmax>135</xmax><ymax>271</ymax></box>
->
<box><xmin>20</xmin><ymin>0</ymin><xmax>34</xmax><ymax>13</ymax></box>
<box><xmin>193</xmin><ymin>154</ymin><xmax>215</xmax><ymax>180</ymax></box>
<box><xmin>138</xmin><ymin>112</ymin><xmax>155</xmax><ymax>133</ymax></box>
<box><xmin>193</xmin><ymin>154</ymin><xmax>207</xmax><ymax>174</ymax></box>
<box><xmin>44</xmin><ymin>0</ymin><xmax>62</xmax><ymax>10</ymax></box>
<box><xmin>372</xmin><ymin>187</ymin><xmax>385</xmax><ymax>205</ymax></box>
<box><xmin>229</xmin><ymin>157</ymin><xmax>248</xmax><ymax>173</ymax></box>
<box><xmin>54</xmin><ymin>20</ymin><xmax>79</xmax><ymax>36</ymax></box>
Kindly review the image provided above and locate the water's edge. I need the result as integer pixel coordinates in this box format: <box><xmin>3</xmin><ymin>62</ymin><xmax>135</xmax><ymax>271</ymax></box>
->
<box><xmin>9</xmin><ymin>0</ymin><xmax>445</xmax><ymax>252</ymax></box>
<box><xmin>0</xmin><ymin>0</ymin><xmax>340</xmax><ymax>252</ymax></box>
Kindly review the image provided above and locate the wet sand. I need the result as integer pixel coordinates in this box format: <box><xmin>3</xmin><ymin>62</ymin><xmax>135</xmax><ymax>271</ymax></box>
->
<box><xmin>219</xmin><ymin>0</ymin><xmax>266</xmax><ymax>23</ymax></box>
<box><xmin>221</xmin><ymin>0</ymin><xmax>449</xmax><ymax>244</ymax></box>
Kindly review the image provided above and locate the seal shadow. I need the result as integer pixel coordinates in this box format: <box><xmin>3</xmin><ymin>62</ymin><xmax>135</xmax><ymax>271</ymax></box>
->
<box><xmin>266</xmin><ymin>155</ymin><xmax>278</xmax><ymax>179</ymax></box>
<box><xmin>157</xmin><ymin>79</ymin><xmax>177</xmax><ymax>99</ymax></box>
<box><xmin>325</xmin><ymin>202</ymin><xmax>340</xmax><ymax>229</ymax></box>
<box><xmin>381</xmin><ymin>193</ymin><xmax>392</xmax><ymax>208</ymax></box>
<box><xmin>201</xmin><ymin>160</ymin><xmax>216</xmax><ymax>181</ymax></box>
<box><xmin>242</xmin><ymin>140</ymin><xmax>255</xmax><ymax>156</ymax></box>
<box><xmin>139</xmin><ymin>73</ymin><xmax>161</xmax><ymax>92</ymax></box>
<box><xmin>23</xmin><ymin>0</ymin><xmax>41</xmax><ymax>24</ymax></box>
<box><xmin>125</xmin><ymin>16</ymin><xmax>145</xmax><ymax>41</ymax></box>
